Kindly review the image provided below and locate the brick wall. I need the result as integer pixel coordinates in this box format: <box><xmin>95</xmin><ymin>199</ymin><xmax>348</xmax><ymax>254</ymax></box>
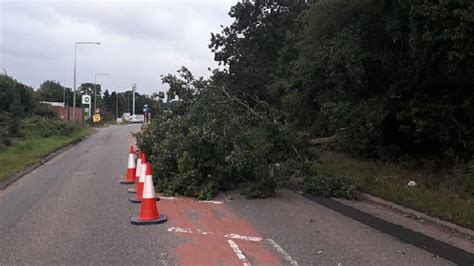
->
<box><xmin>50</xmin><ymin>106</ymin><xmax>84</xmax><ymax>123</ymax></box>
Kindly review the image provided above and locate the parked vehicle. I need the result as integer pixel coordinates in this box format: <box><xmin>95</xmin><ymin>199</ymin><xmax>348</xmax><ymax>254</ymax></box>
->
<box><xmin>129</xmin><ymin>114</ymin><xmax>145</xmax><ymax>123</ymax></box>
<box><xmin>122</xmin><ymin>112</ymin><xmax>131</xmax><ymax>121</ymax></box>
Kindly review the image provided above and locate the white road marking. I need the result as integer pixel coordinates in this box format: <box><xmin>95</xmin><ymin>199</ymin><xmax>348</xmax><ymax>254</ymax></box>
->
<box><xmin>225</xmin><ymin>233</ymin><xmax>262</xmax><ymax>242</ymax></box>
<box><xmin>167</xmin><ymin>228</ymin><xmax>262</xmax><ymax>240</ymax></box>
<box><xmin>167</xmin><ymin>229</ymin><xmax>297</xmax><ymax>266</ymax></box>
<box><xmin>199</xmin><ymin>200</ymin><xmax>223</xmax><ymax>204</ymax></box>
<box><xmin>160</xmin><ymin>196</ymin><xmax>176</xmax><ymax>200</ymax></box>
<box><xmin>167</xmin><ymin>227</ymin><xmax>193</xmax><ymax>234</ymax></box>
<box><xmin>196</xmin><ymin>229</ymin><xmax>209</xmax><ymax>235</ymax></box>
<box><xmin>167</xmin><ymin>227</ymin><xmax>210</xmax><ymax>235</ymax></box>
<box><xmin>266</xmin><ymin>238</ymin><xmax>298</xmax><ymax>266</ymax></box>
<box><xmin>159</xmin><ymin>196</ymin><xmax>223</xmax><ymax>203</ymax></box>
<box><xmin>227</xmin><ymin>239</ymin><xmax>251</xmax><ymax>266</ymax></box>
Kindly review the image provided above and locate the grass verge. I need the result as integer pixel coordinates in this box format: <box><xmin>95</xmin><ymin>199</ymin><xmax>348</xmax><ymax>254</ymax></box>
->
<box><xmin>310</xmin><ymin>151</ymin><xmax>474</xmax><ymax>229</ymax></box>
<box><xmin>0</xmin><ymin>127</ymin><xmax>95</xmax><ymax>183</ymax></box>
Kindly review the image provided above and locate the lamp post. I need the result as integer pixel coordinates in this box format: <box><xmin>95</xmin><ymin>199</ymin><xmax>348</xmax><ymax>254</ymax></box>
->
<box><xmin>116</xmin><ymin>92</ymin><xmax>119</xmax><ymax>119</ymax></box>
<box><xmin>72</xmin><ymin>41</ymin><xmax>101</xmax><ymax>123</ymax></box>
<box><xmin>132</xmin><ymin>83</ymin><xmax>136</xmax><ymax>115</ymax></box>
<box><xmin>93</xmin><ymin>73</ymin><xmax>109</xmax><ymax>114</ymax></box>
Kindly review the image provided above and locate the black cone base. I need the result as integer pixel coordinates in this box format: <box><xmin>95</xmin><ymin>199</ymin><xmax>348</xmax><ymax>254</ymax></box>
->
<box><xmin>120</xmin><ymin>179</ymin><xmax>135</xmax><ymax>185</ymax></box>
<box><xmin>131</xmin><ymin>214</ymin><xmax>167</xmax><ymax>225</ymax></box>
<box><xmin>129</xmin><ymin>195</ymin><xmax>160</xmax><ymax>204</ymax></box>
<box><xmin>128</xmin><ymin>187</ymin><xmax>137</xmax><ymax>194</ymax></box>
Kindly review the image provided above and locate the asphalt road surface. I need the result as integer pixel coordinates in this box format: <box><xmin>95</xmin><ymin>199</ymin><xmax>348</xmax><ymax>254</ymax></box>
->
<box><xmin>0</xmin><ymin>124</ymin><xmax>472</xmax><ymax>265</ymax></box>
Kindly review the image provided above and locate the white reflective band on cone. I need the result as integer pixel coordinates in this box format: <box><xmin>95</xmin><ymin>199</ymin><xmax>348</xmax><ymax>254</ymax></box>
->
<box><xmin>139</xmin><ymin>161</ymin><xmax>146</xmax><ymax>182</ymax></box>
<box><xmin>143</xmin><ymin>173</ymin><xmax>155</xmax><ymax>198</ymax></box>
<box><xmin>128</xmin><ymin>153</ymin><xmax>136</xmax><ymax>168</ymax></box>
<box><xmin>135</xmin><ymin>158</ymin><xmax>141</xmax><ymax>177</ymax></box>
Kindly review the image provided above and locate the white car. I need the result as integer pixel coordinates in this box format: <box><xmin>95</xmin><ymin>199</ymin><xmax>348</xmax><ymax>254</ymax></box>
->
<box><xmin>129</xmin><ymin>114</ymin><xmax>145</xmax><ymax>123</ymax></box>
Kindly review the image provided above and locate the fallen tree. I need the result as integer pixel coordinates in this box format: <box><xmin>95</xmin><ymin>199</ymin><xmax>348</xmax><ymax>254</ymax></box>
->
<box><xmin>136</xmin><ymin>67</ymin><xmax>306</xmax><ymax>199</ymax></box>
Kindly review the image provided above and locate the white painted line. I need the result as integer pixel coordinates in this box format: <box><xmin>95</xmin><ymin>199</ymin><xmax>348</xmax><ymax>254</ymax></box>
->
<box><xmin>167</xmin><ymin>227</ymin><xmax>193</xmax><ymax>234</ymax></box>
<box><xmin>160</xmin><ymin>196</ymin><xmax>176</xmax><ymax>200</ymax></box>
<box><xmin>225</xmin><ymin>233</ymin><xmax>262</xmax><ymax>242</ymax></box>
<box><xmin>267</xmin><ymin>238</ymin><xmax>298</xmax><ymax>266</ymax></box>
<box><xmin>167</xmin><ymin>228</ymin><xmax>260</xmax><ymax>240</ymax></box>
<box><xmin>196</xmin><ymin>229</ymin><xmax>210</xmax><ymax>235</ymax></box>
<box><xmin>227</xmin><ymin>239</ymin><xmax>251</xmax><ymax>266</ymax></box>
<box><xmin>199</xmin><ymin>200</ymin><xmax>223</xmax><ymax>204</ymax></box>
<box><xmin>167</xmin><ymin>227</ymin><xmax>210</xmax><ymax>235</ymax></box>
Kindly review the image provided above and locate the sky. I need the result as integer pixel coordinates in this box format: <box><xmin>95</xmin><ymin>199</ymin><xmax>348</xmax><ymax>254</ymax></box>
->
<box><xmin>0</xmin><ymin>0</ymin><xmax>236</xmax><ymax>95</ymax></box>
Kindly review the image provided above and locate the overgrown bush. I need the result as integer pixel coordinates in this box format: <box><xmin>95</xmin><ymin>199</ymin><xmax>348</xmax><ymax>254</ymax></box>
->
<box><xmin>0</xmin><ymin>112</ymin><xmax>12</xmax><ymax>150</ymax></box>
<box><xmin>303</xmin><ymin>175</ymin><xmax>356</xmax><ymax>199</ymax></box>
<box><xmin>33</xmin><ymin>103</ymin><xmax>58</xmax><ymax>119</ymax></box>
<box><xmin>0</xmin><ymin>73</ymin><xmax>38</xmax><ymax>150</ymax></box>
<box><xmin>21</xmin><ymin>116</ymin><xmax>77</xmax><ymax>138</ymax></box>
<box><xmin>136</xmin><ymin>68</ymin><xmax>304</xmax><ymax>199</ymax></box>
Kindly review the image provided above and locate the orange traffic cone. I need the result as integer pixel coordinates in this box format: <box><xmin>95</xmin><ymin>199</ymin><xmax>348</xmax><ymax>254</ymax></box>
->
<box><xmin>128</xmin><ymin>150</ymin><xmax>142</xmax><ymax>193</ymax></box>
<box><xmin>129</xmin><ymin>154</ymin><xmax>159</xmax><ymax>203</ymax></box>
<box><xmin>120</xmin><ymin>146</ymin><xmax>136</xmax><ymax>184</ymax></box>
<box><xmin>131</xmin><ymin>162</ymin><xmax>167</xmax><ymax>225</ymax></box>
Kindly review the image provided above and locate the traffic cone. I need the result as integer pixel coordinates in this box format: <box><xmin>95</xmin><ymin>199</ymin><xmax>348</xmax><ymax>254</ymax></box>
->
<box><xmin>128</xmin><ymin>150</ymin><xmax>142</xmax><ymax>193</ymax></box>
<box><xmin>120</xmin><ymin>146</ymin><xmax>136</xmax><ymax>184</ymax></box>
<box><xmin>129</xmin><ymin>154</ymin><xmax>159</xmax><ymax>203</ymax></box>
<box><xmin>131</xmin><ymin>162</ymin><xmax>167</xmax><ymax>225</ymax></box>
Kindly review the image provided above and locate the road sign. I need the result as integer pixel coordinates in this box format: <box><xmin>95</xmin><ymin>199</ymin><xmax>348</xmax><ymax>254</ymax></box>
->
<box><xmin>92</xmin><ymin>114</ymin><xmax>101</xmax><ymax>123</ymax></box>
<box><xmin>84</xmin><ymin>107</ymin><xmax>90</xmax><ymax>118</ymax></box>
<box><xmin>82</xmin><ymin>95</ymin><xmax>92</xmax><ymax>121</ymax></box>
<box><xmin>82</xmin><ymin>95</ymin><xmax>91</xmax><ymax>105</ymax></box>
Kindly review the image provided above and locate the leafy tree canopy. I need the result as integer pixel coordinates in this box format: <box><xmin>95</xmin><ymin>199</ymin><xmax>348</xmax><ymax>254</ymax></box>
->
<box><xmin>37</xmin><ymin>80</ymin><xmax>69</xmax><ymax>103</ymax></box>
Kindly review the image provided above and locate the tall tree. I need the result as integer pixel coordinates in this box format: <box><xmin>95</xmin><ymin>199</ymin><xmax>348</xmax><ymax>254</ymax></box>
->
<box><xmin>79</xmin><ymin>82</ymin><xmax>101</xmax><ymax>96</ymax></box>
<box><xmin>209</xmin><ymin>0</ymin><xmax>307</xmax><ymax>105</ymax></box>
<box><xmin>37</xmin><ymin>80</ymin><xmax>68</xmax><ymax>103</ymax></box>
<box><xmin>210</xmin><ymin>0</ymin><xmax>474</xmax><ymax>161</ymax></box>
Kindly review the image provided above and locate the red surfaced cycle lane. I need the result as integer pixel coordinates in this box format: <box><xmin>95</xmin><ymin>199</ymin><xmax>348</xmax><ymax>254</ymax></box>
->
<box><xmin>157</xmin><ymin>196</ymin><xmax>282</xmax><ymax>266</ymax></box>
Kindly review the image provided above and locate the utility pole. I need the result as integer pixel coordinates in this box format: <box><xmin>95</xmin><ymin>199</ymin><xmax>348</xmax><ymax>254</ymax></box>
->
<box><xmin>127</xmin><ymin>91</ymin><xmax>130</xmax><ymax>113</ymax></box>
<box><xmin>63</xmin><ymin>67</ymin><xmax>67</xmax><ymax>107</ymax></box>
<box><xmin>73</xmin><ymin>45</ymin><xmax>77</xmax><ymax>122</ymax></box>
<box><xmin>132</xmin><ymin>83</ymin><xmax>136</xmax><ymax>115</ymax></box>
<box><xmin>115</xmin><ymin>92</ymin><xmax>118</xmax><ymax>119</ymax></box>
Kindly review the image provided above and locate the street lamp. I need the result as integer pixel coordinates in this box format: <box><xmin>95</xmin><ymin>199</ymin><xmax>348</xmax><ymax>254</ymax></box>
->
<box><xmin>94</xmin><ymin>73</ymin><xmax>110</xmax><ymax>114</ymax></box>
<box><xmin>72</xmin><ymin>41</ymin><xmax>101</xmax><ymax>123</ymax></box>
<box><xmin>116</xmin><ymin>92</ymin><xmax>119</xmax><ymax>119</ymax></box>
<box><xmin>132</xmin><ymin>83</ymin><xmax>137</xmax><ymax>115</ymax></box>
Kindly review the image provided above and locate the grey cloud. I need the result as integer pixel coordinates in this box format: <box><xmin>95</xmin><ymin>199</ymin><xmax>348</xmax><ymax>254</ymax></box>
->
<box><xmin>0</xmin><ymin>0</ymin><xmax>235</xmax><ymax>94</ymax></box>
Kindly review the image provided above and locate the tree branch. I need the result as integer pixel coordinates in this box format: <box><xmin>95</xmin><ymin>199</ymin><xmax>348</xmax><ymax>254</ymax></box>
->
<box><xmin>212</xmin><ymin>85</ymin><xmax>264</xmax><ymax>119</ymax></box>
<box><xmin>308</xmin><ymin>130</ymin><xmax>351</xmax><ymax>145</ymax></box>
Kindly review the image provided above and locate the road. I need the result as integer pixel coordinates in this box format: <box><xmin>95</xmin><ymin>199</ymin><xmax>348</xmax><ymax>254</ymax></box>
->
<box><xmin>0</xmin><ymin>124</ymin><xmax>471</xmax><ymax>265</ymax></box>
